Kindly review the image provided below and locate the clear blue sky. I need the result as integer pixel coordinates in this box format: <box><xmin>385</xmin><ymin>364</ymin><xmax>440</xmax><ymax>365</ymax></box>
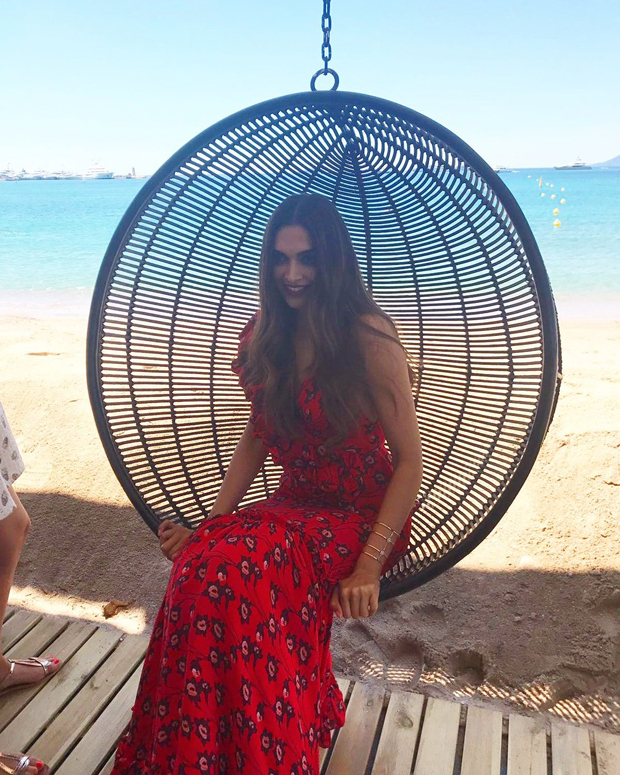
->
<box><xmin>1</xmin><ymin>0</ymin><xmax>618</xmax><ymax>174</ymax></box>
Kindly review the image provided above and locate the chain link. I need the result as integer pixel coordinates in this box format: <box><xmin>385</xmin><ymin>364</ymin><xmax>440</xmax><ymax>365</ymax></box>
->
<box><xmin>321</xmin><ymin>0</ymin><xmax>332</xmax><ymax>73</ymax></box>
<box><xmin>310</xmin><ymin>0</ymin><xmax>339</xmax><ymax>91</ymax></box>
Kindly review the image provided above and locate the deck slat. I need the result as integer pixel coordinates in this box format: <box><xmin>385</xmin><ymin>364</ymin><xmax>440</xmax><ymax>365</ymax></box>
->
<box><xmin>98</xmin><ymin>752</ymin><xmax>116</xmax><ymax>775</ymax></box>
<box><xmin>460</xmin><ymin>705</ymin><xmax>503</xmax><ymax>775</ymax></box>
<box><xmin>0</xmin><ymin>626</ymin><xmax>122</xmax><ymax>752</ymax></box>
<box><xmin>370</xmin><ymin>690</ymin><xmax>424</xmax><ymax>775</ymax></box>
<box><xmin>30</xmin><ymin>634</ymin><xmax>148</xmax><ymax>770</ymax></box>
<box><xmin>594</xmin><ymin>729</ymin><xmax>620</xmax><ymax>775</ymax></box>
<box><xmin>324</xmin><ymin>680</ymin><xmax>385</xmax><ymax>775</ymax></box>
<box><xmin>0</xmin><ymin>619</ymin><xmax>90</xmax><ymax>731</ymax></box>
<box><xmin>413</xmin><ymin>697</ymin><xmax>461</xmax><ymax>775</ymax></box>
<box><xmin>551</xmin><ymin>722</ymin><xmax>593</xmax><ymax>775</ymax></box>
<box><xmin>4</xmin><ymin>615</ymin><xmax>66</xmax><ymax>662</ymax></box>
<box><xmin>0</xmin><ymin>609</ymin><xmax>41</xmax><ymax>652</ymax></box>
<box><xmin>55</xmin><ymin>663</ymin><xmax>143</xmax><ymax>775</ymax></box>
<box><xmin>3</xmin><ymin>608</ymin><xmax>619</xmax><ymax>775</ymax></box>
<box><xmin>507</xmin><ymin>713</ymin><xmax>547</xmax><ymax>775</ymax></box>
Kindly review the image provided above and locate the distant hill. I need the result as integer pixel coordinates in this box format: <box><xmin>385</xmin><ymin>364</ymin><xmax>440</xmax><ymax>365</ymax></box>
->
<box><xmin>592</xmin><ymin>155</ymin><xmax>620</xmax><ymax>168</ymax></box>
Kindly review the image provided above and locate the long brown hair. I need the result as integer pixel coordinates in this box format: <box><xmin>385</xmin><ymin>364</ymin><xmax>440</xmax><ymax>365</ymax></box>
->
<box><xmin>241</xmin><ymin>194</ymin><xmax>416</xmax><ymax>449</ymax></box>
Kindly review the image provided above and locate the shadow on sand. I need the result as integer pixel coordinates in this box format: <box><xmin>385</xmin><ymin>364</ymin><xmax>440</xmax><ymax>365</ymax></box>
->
<box><xmin>10</xmin><ymin>490</ymin><xmax>620</xmax><ymax>733</ymax></box>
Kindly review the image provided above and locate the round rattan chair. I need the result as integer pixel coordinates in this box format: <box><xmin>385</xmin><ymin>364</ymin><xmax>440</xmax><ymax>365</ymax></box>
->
<box><xmin>87</xmin><ymin>90</ymin><xmax>562</xmax><ymax>601</ymax></box>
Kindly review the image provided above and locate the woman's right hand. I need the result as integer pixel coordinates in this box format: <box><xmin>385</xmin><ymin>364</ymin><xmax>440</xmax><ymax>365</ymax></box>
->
<box><xmin>158</xmin><ymin>520</ymin><xmax>193</xmax><ymax>561</ymax></box>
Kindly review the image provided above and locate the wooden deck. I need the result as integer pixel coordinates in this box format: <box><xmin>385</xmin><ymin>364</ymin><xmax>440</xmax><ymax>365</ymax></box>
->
<box><xmin>1</xmin><ymin>608</ymin><xmax>620</xmax><ymax>774</ymax></box>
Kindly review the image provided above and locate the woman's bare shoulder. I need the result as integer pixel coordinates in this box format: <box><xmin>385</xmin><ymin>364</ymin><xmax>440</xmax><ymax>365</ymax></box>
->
<box><xmin>356</xmin><ymin>312</ymin><xmax>398</xmax><ymax>340</ymax></box>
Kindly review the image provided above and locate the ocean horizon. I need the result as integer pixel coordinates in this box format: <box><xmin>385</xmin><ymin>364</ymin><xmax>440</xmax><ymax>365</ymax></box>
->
<box><xmin>1</xmin><ymin>169</ymin><xmax>618</xmax><ymax>320</ymax></box>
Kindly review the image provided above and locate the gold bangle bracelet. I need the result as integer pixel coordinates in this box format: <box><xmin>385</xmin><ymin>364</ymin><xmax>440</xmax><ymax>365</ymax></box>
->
<box><xmin>366</xmin><ymin>542</ymin><xmax>393</xmax><ymax>558</ymax></box>
<box><xmin>371</xmin><ymin>529</ymin><xmax>397</xmax><ymax>545</ymax></box>
<box><xmin>361</xmin><ymin>548</ymin><xmax>384</xmax><ymax>563</ymax></box>
<box><xmin>363</xmin><ymin>542</ymin><xmax>392</xmax><ymax>562</ymax></box>
<box><xmin>374</xmin><ymin>520</ymin><xmax>400</xmax><ymax>537</ymax></box>
<box><xmin>362</xmin><ymin>544</ymin><xmax>384</xmax><ymax>559</ymax></box>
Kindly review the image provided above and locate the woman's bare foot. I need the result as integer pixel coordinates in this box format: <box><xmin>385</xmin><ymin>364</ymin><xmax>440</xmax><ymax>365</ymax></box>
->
<box><xmin>0</xmin><ymin>751</ymin><xmax>48</xmax><ymax>774</ymax></box>
<box><xmin>0</xmin><ymin>655</ymin><xmax>62</xmax><ymax>691</ymax></box>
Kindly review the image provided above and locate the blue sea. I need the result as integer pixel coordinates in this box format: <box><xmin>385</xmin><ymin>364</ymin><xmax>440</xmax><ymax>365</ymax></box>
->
<box><xmin>0</xmin><ymin>170</ymin><xmax>618</xmax><ymax>319</ymax></box>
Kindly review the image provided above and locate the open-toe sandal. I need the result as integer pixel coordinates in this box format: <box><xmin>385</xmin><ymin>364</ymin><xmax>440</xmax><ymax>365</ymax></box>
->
<box><xmin>0</xmin><ymin>657</ymin><xmax>61</xmax><ymax>698</ymax></box>
<box><xmin>0</xmin><ymin>752</ymin><xmax>50</xmax><ymax>774</ymax></box>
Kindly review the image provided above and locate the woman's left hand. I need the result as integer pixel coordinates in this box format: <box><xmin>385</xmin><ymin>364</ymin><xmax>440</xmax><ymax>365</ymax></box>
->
<box><xmin>158</xmin><ymin>519</ymin><xmax>193</xmax><ymax>561</ymax></box>
<box><xmin>329</xmin><ymin>568</ymin><xmax>381</xmax><ymax>619</ymax></box>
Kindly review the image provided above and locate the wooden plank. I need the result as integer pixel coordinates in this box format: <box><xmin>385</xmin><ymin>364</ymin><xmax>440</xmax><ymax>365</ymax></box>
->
<box><xmin>4</xmin><ymin>615</ymin><xmax>66</xmax><ymax>661</ymax></box>
<box><xmin>370</xmin><ymin>691</ymin><xmax>424</xmax><ymax>775</ymax></box>
<box><xmin>551</xmin><ymin>721</ymin><xmax>593</xmax><ymax>775</ymax></box>
<box><xmin>55</xmin><ymin>663</ymin><xmax>143</xmax><ymax>775</ymax></box>
<box><xmin>0</xmin><ymin>616</ymin><xmax>70</xmax><ymax>732</ymax></box>
<box><xmin>319</xmin><ymin>677</ymin><xmax>350</xmax><ymax>771</ymax></box>
<box><xmin>98</xmin><ymin>752</ymin><xmax>116</xmax><ymax>775</ymax></box>
<box><xmin>594</xmin><ymin>729</ymin><xmax>620</xmax><ymax>775</ymax></box>
<box><xmin>2</xmin><ymin>607</ymin><xmax>15</xmax><ymax>623</ymax></box>
<box><xmin>413</xmin><ymin>697</ymin><xmax>461</xmax><ymax>775</ymax></box>
<box><xmin>31</xmin><ymin>635</ymin><xmax>148</xmax><ymax>770</ymax></box>
<box><xmin>507</xmin><ymin>713</ymin><xmax>547</xmax><ymax>775</ymax></box>
<box><xmin>0</xmin><ymin>609</ymin><xmax>41</xmax><ymax>652</ymax></box>
<box><xmin>0</xmin><ymin>620</ymin><xmax>95</xmax><ymax>732</ymax></box>
<box><xmin>0</xmin><ymin>626</ymin><xmax>122</xmax><ymax>752</ymax></box>
<box><xmin>324</xmin><ymin>680</ymin><xmax>385</xmax><ymax>775</ymax></box>
<box><xmin>460</xmin><ymin>705</ymin><xmax>503</xmax><ymax>775</ymax></box>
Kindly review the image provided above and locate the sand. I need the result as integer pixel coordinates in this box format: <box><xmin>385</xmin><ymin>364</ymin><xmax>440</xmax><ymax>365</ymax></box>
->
<box><xmin>2</xmin><ymin>311</ymin><xmax>620</xmax><ymax>732</ymax></box>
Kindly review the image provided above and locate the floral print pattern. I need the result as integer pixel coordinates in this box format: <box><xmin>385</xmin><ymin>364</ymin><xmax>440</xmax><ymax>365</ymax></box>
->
<box><xmin>111</xmin><ymin>311</ymin><xmax>418</xmax><ymax>774</ymax></box>
<box><xmin>0</xmin><ymin>401</ymin><xmax>25</xmax><ymax>520</ymax></box>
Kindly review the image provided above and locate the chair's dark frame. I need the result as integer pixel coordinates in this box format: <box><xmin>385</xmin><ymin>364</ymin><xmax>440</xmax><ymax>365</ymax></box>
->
<box><xmin>87</xmin><ymin>90</ymin><xmax>562</xmax><ymax>602</ymax></box>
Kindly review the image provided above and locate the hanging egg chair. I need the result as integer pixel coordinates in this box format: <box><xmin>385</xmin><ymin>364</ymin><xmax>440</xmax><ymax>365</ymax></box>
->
<box><xmin>87</xmin><ymin>14</ymin><xmax>561</xmax><ymax>602</ymax></box>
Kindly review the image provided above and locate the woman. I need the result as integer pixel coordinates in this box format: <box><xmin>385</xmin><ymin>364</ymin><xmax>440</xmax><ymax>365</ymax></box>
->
<box><xmin>111</xmin><ymin>193</ymin><xmax>423</xmax><ymax>775</ymax></box>
<box><xmin>0</xmin><ymin>403</ymin><xmax>62</xmax><ymax>775</ymax></box>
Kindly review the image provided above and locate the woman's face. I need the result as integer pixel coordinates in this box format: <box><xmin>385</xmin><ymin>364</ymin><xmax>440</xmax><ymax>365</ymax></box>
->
<box><xmin>272</xmin><ymin>225</ymin><xmax>317</xmax><ymax>309</ymax></box>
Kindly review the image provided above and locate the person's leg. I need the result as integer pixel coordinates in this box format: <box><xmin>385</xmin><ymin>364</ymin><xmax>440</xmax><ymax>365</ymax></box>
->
<box><xmin>0</xmin><ymin>485</ymin><xmax>31</xmax><ymax>640</ymax></box>
<box><xmin>0</xmin><ymin>487</ymin><xmax>46</xmax><ymax>774</ymax></box>
<box><xmin>0</xmin><ymin>485</ymin><xmax>60</xmax><ymax>688</ymax></box>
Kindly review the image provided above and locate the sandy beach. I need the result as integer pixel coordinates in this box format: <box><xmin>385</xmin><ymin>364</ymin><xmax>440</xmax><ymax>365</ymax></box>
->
<box><xmin>2</xmin><ymin>311</ymin><xmax>620</xmax><ymax>732</ymax></box>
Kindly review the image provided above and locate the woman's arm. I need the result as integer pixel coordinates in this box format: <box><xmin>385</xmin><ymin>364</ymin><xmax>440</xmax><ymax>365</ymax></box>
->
<box><xmin>355</xmin><ymin>314</ymin><xmax>424</xmax><ymax>577</ymax></box>
<box><xmin>207</xmin><ymin>420</ymin><xmax>269</xmax><ymax>517</ymax></box>
<box><xmin>159</xmin><ymin>419</ymin><xmax>268</xmax><ymax>560</ymax></box>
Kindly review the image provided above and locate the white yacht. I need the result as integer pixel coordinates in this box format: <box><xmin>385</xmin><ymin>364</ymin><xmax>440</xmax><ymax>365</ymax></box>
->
<box><xmin>83</xmin><ymin>163</ymin><xmax>114</xmax><ymax>179</ymax></box>
<box><xmin>554</xmin><ymin>157</ymin><xmax>592</xmax><ymax>170</ymax></box>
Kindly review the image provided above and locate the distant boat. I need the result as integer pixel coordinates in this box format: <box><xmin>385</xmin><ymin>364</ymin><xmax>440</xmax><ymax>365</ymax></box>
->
<box><xmin>554</xmin><ymin>157</ymin><xmax>592</xmax><ymax>170</ymax></box>
<box><xmin>493</xmin><ymin>165</ymin><xmax>515</xmax><ymax>173</ymax></box>
<box><xmin>53</xmin><ymin>171</ymin><xmax>81</xmax><ymax>180</ymax></box>
<box><xmin>83</xmin><ymin>163</ymin><xmax>114</xmax><ymax>179</ymax></box>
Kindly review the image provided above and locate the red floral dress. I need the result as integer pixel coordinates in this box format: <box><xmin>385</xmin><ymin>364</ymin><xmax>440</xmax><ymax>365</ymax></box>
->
<box><xmin>111</xmin><ymin>312</ymin><xmax>418</xmax><ymax>775</ymax></box>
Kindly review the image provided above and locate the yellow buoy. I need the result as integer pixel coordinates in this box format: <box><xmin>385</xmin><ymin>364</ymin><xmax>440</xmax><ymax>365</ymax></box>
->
<box><xmin>553</xmin><ymin>219</ymin><xmax>561</xmax><ymax>227</ymax></box>
<box><xmin>551</xmin><ymin>194</ymin><xmax>556</xmax><ymax>199</ymax></box>
<box><xmin>560</xmin><ymin>198</ymin><xmax>566</xmax><ymax>204</ymax></box>
<box><xmin>553</xmin><ymin>208</ymin><xmax>559</xmax><ymax>215</ymax></box>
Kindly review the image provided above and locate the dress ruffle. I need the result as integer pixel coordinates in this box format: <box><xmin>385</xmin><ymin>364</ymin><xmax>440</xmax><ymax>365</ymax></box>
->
<box><xmin>316</xmin><ymin>663</ymin><xmax>346</xmax><ymax>749</ymax></box>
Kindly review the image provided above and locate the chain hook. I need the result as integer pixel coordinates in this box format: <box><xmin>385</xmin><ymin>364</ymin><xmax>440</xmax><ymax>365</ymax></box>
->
<box><xmin>310</xmin><ymin>0</ymin><xmax>339</xmax><ymax>91</ymax></box>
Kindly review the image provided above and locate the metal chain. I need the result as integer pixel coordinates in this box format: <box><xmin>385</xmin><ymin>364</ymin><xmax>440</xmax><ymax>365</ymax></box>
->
<box><xmin>311</xmin><ymin>0</ymin><xmax>339</xmax><ymax>91</ymax></box>
<box><xmin>321</xmin><ymin>0</ymin><xmax>332</xmax><ymax>74</ymax></box>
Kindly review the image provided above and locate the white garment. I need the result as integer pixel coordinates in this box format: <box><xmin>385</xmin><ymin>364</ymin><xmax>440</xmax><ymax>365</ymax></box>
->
<box><xmin>0</xmin><ymin>401</ymin><xmax>25</xmax><ymax>520</ymax></box>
